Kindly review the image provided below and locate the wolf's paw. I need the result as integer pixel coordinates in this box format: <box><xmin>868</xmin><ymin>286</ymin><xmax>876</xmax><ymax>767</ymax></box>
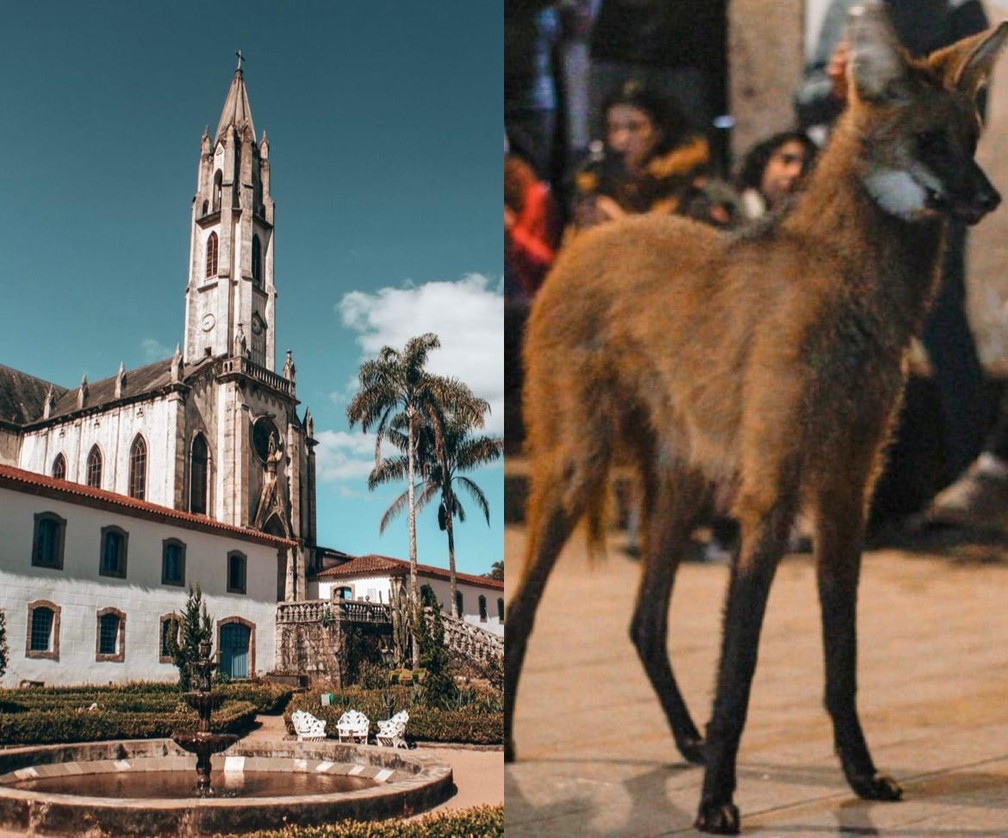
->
<box><xmin>694</xmin><ymin>800</ymin><xmax>740</xmax><ymax>834</ymax></box>
<box><xmin>677</xmin><ymin>735</ymin><xmax>705</xmax><ymax>765</ymax></box>
<box><xmin>504</xmin><ymin>738</ymin><xmax>515</xmax><ymax>763</ymax></box>
<box><xmin>850</xmin><ymin>772</ymin><xmax>902</xmax><ymax>801</ymax></box>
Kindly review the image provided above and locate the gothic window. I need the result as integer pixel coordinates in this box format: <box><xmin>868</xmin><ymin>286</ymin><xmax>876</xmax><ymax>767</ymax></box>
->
<box><xmin>96</xmin><ymin>608</ymin><xmax>125</xmax><ymax>661</ymax></box>
<box><xmin>162</xmin><ymin>539</ymin><xmax>186</xmax><ymax>586</ymax></box>
<box><xmin>212</xmin><ymin>170</ymin><xmax>223</xmax><ymax>212</ymax></box>
<box><xmin>251</xmin><ymin>235</ymin><xmax>262</xmax><ymax>286</ymax></box>
<box><xmin>52</xmin><ymin>454</ymin><xmax>66</xmax><ymax>480</ymax></box>
<box><xmin>190</xmin><ymin>433</ymin><xmax>209</xmax><ymax>515</ymax></box>
<box><xmin>99</xmin><ymin>525</ymin><xmax>128</xmax><ymax>578</ymax></box>
<box><xmin>201</xmin><ymin>199</ymin><xmax>209</xmax><ymax>216</ymax></box>
<box><xmin>128</xmin><ymin>435</ymin><xmax>146</xmax><ymax>500</ymax></box>
<box><xmin>31</xmin><ymin>512</ymin><xmax>66</xmax><ymax>570</ymax></box>
<box><xmin>86</xmin><ymin>445</ymin><xmax>102</xmax><ymax>489</ymax></box>
<box><xmin>479</xmin><ymin>595</ymin><xmax>488</xmax><ymax>622</ymax></box>
<box><xmin>227</xmin><ymin>551</ymin><xmax>247</xmax><ymax>594</ymax></box>
<box><xmin>26</xmin><ymin>601</ymin><xmax>60</xmax><ymax>659</ymax></box>
<box><xmin>498</xmin><ymin>598</ymin><xmax>505</xmax><ymax>623</ymax></box>
<box><xmin>206</xmin><ymin>232</ymin><xmax>219</xmax><ymax>277</ymax></box>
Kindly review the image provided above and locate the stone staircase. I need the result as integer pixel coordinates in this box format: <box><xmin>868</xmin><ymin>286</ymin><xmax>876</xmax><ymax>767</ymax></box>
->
<box><xmin>422</xmin><ymin>608</ymin><xmax>502</xmax><ymax>666</ymax></box>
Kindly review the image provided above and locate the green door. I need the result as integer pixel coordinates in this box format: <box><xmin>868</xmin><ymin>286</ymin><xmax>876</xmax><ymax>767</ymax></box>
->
<box><xmin>220</xmin><ymin>623</ymin><xmax>250</xmax><ymax>679</ymax></box>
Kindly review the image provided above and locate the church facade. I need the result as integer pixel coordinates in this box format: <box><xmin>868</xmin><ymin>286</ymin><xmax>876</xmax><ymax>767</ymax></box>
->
<box><xmin>2</xmin><ymin>63</ymin><xmax>316</xmax><ymax>597</ymax></box>
<box><xmin>0</xmin><ymin>64</ymin><xmax>318</xmax><ymax>684</ymax></box>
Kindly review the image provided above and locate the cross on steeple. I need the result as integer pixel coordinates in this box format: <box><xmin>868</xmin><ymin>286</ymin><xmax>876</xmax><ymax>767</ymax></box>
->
<box><xmin>235</xmin><ymin>49</ymin><xmax>245</xmax><ymax>72</ymax></box>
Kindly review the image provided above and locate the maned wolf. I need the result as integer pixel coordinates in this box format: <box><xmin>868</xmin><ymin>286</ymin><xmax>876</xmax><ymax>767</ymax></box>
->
<box><xmin>505</xmin><ymin>4</ymin><xmax>1007</xmax><ymax>834</ymax></box>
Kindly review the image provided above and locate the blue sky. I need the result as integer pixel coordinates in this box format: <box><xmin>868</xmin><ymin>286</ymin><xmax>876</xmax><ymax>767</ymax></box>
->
<box><xmin>0</xmin><ymin>2</ymin><xmax>504</xmax><ymax>577</ymax></box>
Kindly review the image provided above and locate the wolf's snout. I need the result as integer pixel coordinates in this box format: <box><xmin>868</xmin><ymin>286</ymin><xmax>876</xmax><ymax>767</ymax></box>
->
<box><xmin>978</xmin><ymin>186</ymin><xmax>1001</xmax><ymax>214</ymax></box>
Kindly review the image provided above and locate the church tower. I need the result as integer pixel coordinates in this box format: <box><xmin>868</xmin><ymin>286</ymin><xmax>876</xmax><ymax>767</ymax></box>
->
<box><xmin>183</xmin><ymin>54</ymin><xmax>276</xmax><ymax>369</ymax></box>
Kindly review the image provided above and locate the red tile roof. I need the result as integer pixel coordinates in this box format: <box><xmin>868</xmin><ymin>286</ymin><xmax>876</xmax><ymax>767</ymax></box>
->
<box><xmin>315</xmin><ymin>553</ymin><xmax>504</xmax><ymax>591</ymax></box>
<box><xmin>0</xmin><ymin>463</ymin><xmax>297</xmax><ymax>548</ymax></box>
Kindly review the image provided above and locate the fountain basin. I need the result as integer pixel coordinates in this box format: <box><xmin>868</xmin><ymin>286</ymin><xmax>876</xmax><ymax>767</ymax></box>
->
<box><xmin>0</xmin><ymin>739</ymin><xmax>454</xmax><ymax>836</ymax></box>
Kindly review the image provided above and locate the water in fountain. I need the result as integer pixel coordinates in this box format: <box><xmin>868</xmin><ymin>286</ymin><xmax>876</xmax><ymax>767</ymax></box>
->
<box><xmin>171</xmin><ymin>639</ymin><xmax>239</xmax><ymax>796</ymax></box>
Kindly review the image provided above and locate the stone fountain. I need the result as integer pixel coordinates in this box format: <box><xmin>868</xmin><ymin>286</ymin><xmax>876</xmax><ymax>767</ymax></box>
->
<box><xmin>171</xmin><ymin>640</ymin><xmax>239</xmax><ymax>795</ymax></box>
<box><xmin>0</xmin><ymin>641</ymin><xmax>454</xmax><ymax>834</ymax></box>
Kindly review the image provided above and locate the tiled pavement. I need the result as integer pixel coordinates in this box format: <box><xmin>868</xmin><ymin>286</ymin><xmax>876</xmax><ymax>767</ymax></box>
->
<box><xmin>505</xmin><ymin>524</ymin><xmax>1008</xmax><ymax>836</ymax></box>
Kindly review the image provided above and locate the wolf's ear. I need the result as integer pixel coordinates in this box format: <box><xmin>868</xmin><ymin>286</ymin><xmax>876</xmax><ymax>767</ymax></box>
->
<box><xmin>928</xmin><ymin>23</ymin><xmax>1008</xmax><ymax>99</ymax></box>
<box><xmin>847</xmin><ymin>2</ymin><xmax>913</xmax><ymax>104</ymax></box>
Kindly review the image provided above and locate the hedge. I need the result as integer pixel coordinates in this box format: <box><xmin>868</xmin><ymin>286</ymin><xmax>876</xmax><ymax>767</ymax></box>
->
<box><xmin>212</xmin><ymin>804</ymin><xmax>503</xmax><ymax>838</ymax></box>
<box><xmin>0</xmin><ymin>700</ymin><xmax>257</xmax><ymax>746</ymax></box>
<box><xmin>285</xmin><ymin>688</ymin><xmax>502</xmax><ymax>746</ymax></box>
<box><xmin>0</xmin><ymin>681</ymin><xmax>291</xmax><ymax>715</ymax></box>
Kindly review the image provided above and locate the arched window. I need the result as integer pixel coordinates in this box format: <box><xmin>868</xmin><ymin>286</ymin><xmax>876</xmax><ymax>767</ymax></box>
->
<box><xmin>212</xmin><ymin>170</ymin><xmax>223</xmax><ymax>212</ymax></box>
<box><xmin>128</xmin><ymin>435</ymin><xmax>146</xmax><ymax>500</ymax></box>
<box><xmin>201</xmin><ymin>199</ymin><xmax>209</xmax><ymax>216</ymax></box>
<box><xmin>478</xmin><ymin>595</ymin><xmax>488</xmax><ymax>622</ymax></box>
<box><xmin>86</xmin><ymin>445</ymin><xmax>102</xmax><ymax>488</ymax></box>
<box><xmin>96</xmin><ymin>608</ymin><xmax>125</xmax><ymax>661</ymax></box>
<box><xmin>32</xmin><ymin>512</ymin><xmax>66</xmax><ymax>570</ymax></box>
<box><xmin>190</xmin><ymin>433</ymin><xmax>209</xmax><ymax>515</ymax></box>
<box><xmin>52</xmin><ymin>454</ymin><xmax>66</xmax><ymax>480</ymax></box>
<box><xmin>227</xmin><ymin>550</ymin><xmax>247</xmax><ymax>594</ymax></box>
<box><xmin>498</xmin><ymin>598</ymin><xmax>505</xmax><ymax>623</ymax></box>
<box><xmin>205</xmin><ymin>232</ymin><xmax>219</xmax><ymax>277</ymax></box>
<box><xmin>99</xmin><ymin>525</ymin><xmax>128</xmax><ymax>578</ymax></box>
<box><xmin>251</xmin><ymin>235</ymin><xmax>262</xmax><ymax>286</ymax></box>
<box><xmin>162</xmin><ymin>538</ymin><xmax>186</xmax><ymax>586</ymax></box>
<box><xmin>26</xmin><ymin>600</ymin><xmax>60</xmax><ymax>659</ymax></box>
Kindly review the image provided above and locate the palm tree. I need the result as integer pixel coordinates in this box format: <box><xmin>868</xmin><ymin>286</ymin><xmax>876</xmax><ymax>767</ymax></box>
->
<box><xmin>372</xmin><ymin>414</ymin><xmax>502</xmax><ymax>618</ymax></box>
<box><xmin>345</xmin><ymin>333</ymin><xmax>484</xmax><ymax>665</ymax></box>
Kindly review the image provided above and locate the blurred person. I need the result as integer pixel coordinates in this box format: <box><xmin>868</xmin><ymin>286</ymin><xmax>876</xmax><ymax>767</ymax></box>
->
<box><xmin>796</xmin><ymin>0</ymin><xmax>995</xmax><ymax>524</ymax></box>
<box><xmin>736</xmin><ymin>130</ymin><xmax>818</xmax><ymax>219</ymax></box>
<box><xmin>569</xmin><ymin>80</ymin><xmax>730</xmax><ymax>231</ymax></box>
<box><xmin>587</xmin><ymin>0</ymin><xmax>727</xmax><ymax>158</ymax></box>
<box><xmin>504</xmin><ymin>148</ymin><xmax>562</xmax><ymax>454</ymax></box>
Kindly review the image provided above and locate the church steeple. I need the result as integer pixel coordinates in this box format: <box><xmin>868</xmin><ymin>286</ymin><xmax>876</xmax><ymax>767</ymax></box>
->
<box><xmin>215</xmin><ymin>54</ymin><xmax>256</xmax><ymax>144</ymax></box>
<box><xmin>183</xmin><ymin>55</ymin><xmax>276</xmax><ymax>370</ymax></box>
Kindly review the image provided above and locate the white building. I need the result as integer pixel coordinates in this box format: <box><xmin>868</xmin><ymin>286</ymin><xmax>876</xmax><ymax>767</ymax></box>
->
<box><xmin>0</xmin><ymin>62</ymin><xmax>501</xmax><ymax>686</ymax></box>
<box><xmin>0</xmin><ymin>464</ymin><xmax>292</xmax><ymax>684</ymax></box>
<box><xmin>310</xmin><ymin>554</ymin><xmax>505</xmax><ymax>638</ymax></box>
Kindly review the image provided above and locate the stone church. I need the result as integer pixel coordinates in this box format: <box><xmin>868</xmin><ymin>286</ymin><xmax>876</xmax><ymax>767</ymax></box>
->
<box><xmin>1</xmin><ymin>63</ymin><xmax>316</xmax><ymax>603</ymax></box>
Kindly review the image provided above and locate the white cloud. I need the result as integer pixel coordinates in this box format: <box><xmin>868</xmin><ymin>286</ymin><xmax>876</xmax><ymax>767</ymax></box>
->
<box><xmin>314</xmin><ymin>429</ymin><xmax>378</xmax><ymax>483</ymax></box>
<box><xmin>337</xmin><ymin>274</ymin><xmax>504</xmax><ymax>434</ymax></box>
<box><xmin>142</xmin><ymin>338</ymin><xmax>173</xmax><ymax>362</ymax></box>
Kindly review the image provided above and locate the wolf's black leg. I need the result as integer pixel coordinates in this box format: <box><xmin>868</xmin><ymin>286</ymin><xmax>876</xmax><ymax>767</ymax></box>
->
<box><xmin>816</xmin><ymin>492</ymin><xmax>902</xmax><ymax>802</ymax></box>
<box><xmin>505</xmin><ymin>485</ymin><xmax>580</xmax><ymax>763</ymax></box>
<box><xmin>631</xmin><ymin>469</ymin><xmax>706</xmax><ymax>764</ymax></box>
<box><xmin>695</xmin><ymin>499</ymin><xmax>791</xmax><ymax>835</ymax></box>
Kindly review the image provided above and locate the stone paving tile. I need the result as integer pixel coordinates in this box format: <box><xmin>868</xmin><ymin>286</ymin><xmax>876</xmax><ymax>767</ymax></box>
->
<box><xmin>505</xmin><ymin>525</ymin><xmax>1008</xmax><ymax>836</ymax></box>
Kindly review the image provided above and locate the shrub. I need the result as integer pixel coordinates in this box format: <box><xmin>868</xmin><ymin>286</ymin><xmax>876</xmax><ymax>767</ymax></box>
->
<box><xmin>0</xmin><ymin>700</ymin><xmax>257</xmax><ymax>746</ymax></box>
<box><xmin>210</xmin><ymin>804</ymin><xmax>503</xmax><ymax>838</ymax></box>
<box><xmin>166</xmin><ymin>585</ymin><xmax>214</xmax><ymax>692</ymax></box>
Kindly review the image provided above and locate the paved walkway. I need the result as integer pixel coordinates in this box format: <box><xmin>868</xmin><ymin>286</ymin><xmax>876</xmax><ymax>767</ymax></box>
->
<box><xmin>505</xmin><ymin>524</ymin><xmax>1008</xmax><ymax>836</ymax></box>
